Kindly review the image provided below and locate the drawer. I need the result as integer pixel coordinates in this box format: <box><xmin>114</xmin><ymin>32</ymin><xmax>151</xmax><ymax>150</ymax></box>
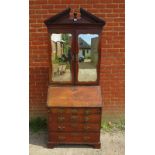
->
<box><xmin>49</xmin><ymin>122</ymin><xmax>100</xmax><ymax>132</ymax></box>
<box><xmin>48</xmin><ymin>132</ymin><xmax>100</xmax><ymax>143</ymax></box>
<box><xmin>50</xmin><ymin>108</ymin><xmax>101</xmax><ymax>115</ymax></box>
<box><xmin>49</xmin><ymin>114</ymin><xmax>101</xmax><ymax>123</ymax></box>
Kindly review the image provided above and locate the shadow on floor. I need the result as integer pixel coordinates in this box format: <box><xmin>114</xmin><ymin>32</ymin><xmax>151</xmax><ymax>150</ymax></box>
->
<box><xmin>29</xmin><ymin>131</ymin><xmax>93</xmax><ymax>149</ymax></box>
<box><xmin>29</xmin><ymin>131</ymin><xmax>47</xmax><ymax>148</ymax></box>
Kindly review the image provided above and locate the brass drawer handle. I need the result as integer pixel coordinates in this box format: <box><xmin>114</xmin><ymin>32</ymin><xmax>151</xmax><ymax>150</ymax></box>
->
<box><xmin>84</xmin><ymin>117</ymin><xmax>89</xmax><ymax>122</ymax></box>
<box><xmin>58</xmin><ymin>136</ymin><xmax>65</xmax><ymax>140</ymax></box>
<box><xmin>58</xmin><ymin>126</ymin><xmax>65</xmax><ymax>130</ymax></box>
<box><xmin>84</xmin><ymin>126</ymin><xmax>90</xmax><ymax>130</ymax></box>
<box><xmin>85</xmin><ymin>109</ymin><xmax>91</xmax><ymax>115</ymax></box>
<box><xmin>58</xmin><ymin>117</ymin><xmax>65</xmax><ymax>122</ymax></box>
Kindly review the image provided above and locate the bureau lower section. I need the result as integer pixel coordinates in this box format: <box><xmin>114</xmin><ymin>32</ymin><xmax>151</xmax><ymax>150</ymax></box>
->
<box><xmin>47</xmin><ymin>107</ymin><xmax>102</xmax><ymax>149</ymax></box>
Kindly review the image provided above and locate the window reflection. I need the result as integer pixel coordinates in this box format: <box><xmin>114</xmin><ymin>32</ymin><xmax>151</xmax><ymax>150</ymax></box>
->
<box><xmin>51</xmin><ymin>33</ymin><xmax>72</xmax><ymax>82</ymax></box>
<box><xmin>78</xmin><ymin>34</ymin><xmax>99</xmax><ymax>82</ymax></box>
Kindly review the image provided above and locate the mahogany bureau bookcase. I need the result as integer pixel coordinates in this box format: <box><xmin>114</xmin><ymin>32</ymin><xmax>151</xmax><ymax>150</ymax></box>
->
<box><xmin>44</xmin><ymin>8</ymin><xmax>106</xmax><ymax>149</ymax></box>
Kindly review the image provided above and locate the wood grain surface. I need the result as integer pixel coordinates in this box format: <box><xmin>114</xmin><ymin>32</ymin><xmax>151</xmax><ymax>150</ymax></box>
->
<box><xmin>47</xmin><ymin>86</ymin><xmax>102</xmax><ymax>107</ymax></box>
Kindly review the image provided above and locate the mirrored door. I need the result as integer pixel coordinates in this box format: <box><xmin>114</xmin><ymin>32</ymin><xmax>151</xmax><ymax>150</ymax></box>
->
<box><xmin>50</xmin><ymin>31</ymin><xmax>100</xmax><ymax>85</ymax></box>
<box><xmin>50</xmin><ymin>33</ymin><xmax>74</xmax><ymax>83</ymax></box>
<box><xmin>76</xmin><ymin>33</ymin><xmax>99</xmax><ymax>83</ymax></box>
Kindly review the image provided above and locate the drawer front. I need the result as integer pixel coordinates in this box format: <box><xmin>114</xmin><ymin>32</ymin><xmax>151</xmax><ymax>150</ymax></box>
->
<box><xmin>48</xmin><ymin>132</ymin><xmax>100</xmax><ymax>143</ymax></box>
<box><xmin>49</xmin><ymin>113</ymin><xmax>101</xmax><ymax>123</ymax></box>
<box><xmin>50</xmin><ymin>108</ymin><xmax>101</xmax><ymax>115</ymax></box>
<box><xmin>49</xmin><ymin>122</ymin><xmax>100</xmax><ymax>132</ymax></box>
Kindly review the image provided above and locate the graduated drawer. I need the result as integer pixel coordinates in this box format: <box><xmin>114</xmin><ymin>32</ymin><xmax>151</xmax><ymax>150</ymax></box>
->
<box><xmin>48</xmin><ymin>132</ymin><xmax>100</xmax><ymax>143</ymax></box>
<box><xmin>48</xmin><ymin>113</ymin><xmax>101</xmax><ymax>123</ymax></box>
<box><xmin>49</xmin><ymin>108</ymin><xmax>101</xmax><ymax>115</ymax></box>
<box><xmin>49</xmin><ymin>122</ymin><xmax>100</xmax><ymax>132</ymax></box>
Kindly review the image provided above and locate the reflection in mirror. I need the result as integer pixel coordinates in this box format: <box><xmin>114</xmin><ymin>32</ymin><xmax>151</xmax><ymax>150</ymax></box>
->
<box><xmin>51</xmin><ymin>33</ymin><xmax>72</xmax><ymax>82</ymax></box>
<box><xmin>78</xmin><ymin>34</ymin><xmax>99</xmax><ymax>82</ymax></box>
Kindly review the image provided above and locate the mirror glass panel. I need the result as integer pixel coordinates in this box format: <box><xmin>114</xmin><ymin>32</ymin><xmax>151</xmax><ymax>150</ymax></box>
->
<box><xmin>51</xmin><ymin>33</ymin><xmax>72</xmax><ymax>82</ymax></box>
<box><xmin>78</xmin><ymin>34</ymin><xmax>99</xmax><ymax>82</ymax></box>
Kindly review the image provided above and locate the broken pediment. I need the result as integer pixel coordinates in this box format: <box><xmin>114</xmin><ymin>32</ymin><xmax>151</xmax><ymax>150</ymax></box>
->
<box><xmin>44</xmin><ymin>7</ymin><xmax>105</xmax><ymax>26</ymax></box>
